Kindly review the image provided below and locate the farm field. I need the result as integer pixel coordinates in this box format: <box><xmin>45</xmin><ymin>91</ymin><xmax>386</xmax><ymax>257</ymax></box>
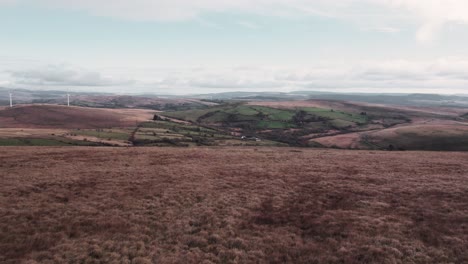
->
<box><xmin>0</xmin><ymin>147</ymin><xmax>467</xmax><ymax>263</ymax></box>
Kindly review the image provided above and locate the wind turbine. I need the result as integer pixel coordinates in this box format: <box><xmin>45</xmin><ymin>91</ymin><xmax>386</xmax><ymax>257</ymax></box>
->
<box><xmin>66</xmin><ymin>88</ymin><xmax>70</xmax><ymax>106</ymax></box>
<box><xmin>9</xmin><ymin>92</ymin><xmax>13</xmax><ymax>107</ymax></box>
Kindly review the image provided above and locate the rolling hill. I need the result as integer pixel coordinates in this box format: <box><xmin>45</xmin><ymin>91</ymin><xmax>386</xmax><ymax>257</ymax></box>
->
<box><xmin>159</xmin><ymin>100</ymin><xmax>468</xmax><ymax>151</ymax></box>
<box><xmin>1</xmin><ymin>99</ymin><xmax>468</xmax><ymax>150</ymax></box>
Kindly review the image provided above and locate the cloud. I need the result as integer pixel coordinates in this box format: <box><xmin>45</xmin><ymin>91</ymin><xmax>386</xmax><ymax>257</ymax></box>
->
<box><xmin>379</xmin><ymin>0</ymin><xmax>468</xmax><ymax>42</ymax></box>
<box><xmin>146</xmin><ymin>60</ymin><xmax>468</xmax><ymax>94</ymax></box>
<box><xmin>3</xmin><ymin>59</ymin><xmax>468</xmax><ymax>94</ymax></box>
<box><xmin>9</xmin><ymin>64</ymin><xmax>134</xmax><ymax>87</ymax></box>
<box><xmin>0</xmin><ymin>0</ymin><xmax>16</xmax><ymax>5</ymax></box>
<box><xmin>190</xmin><ymin>78</ymin><xmax>281</xmax><ymax>89</ymax></box>
<box><xmin>273</xmin><ymin>59</ymin><xmax>468</xmax><ymax>92</ymax></box>
<box><xmin>2</xmin><ymin>0</ymin><xmax>468</xmax><ymax>41</ymax></box>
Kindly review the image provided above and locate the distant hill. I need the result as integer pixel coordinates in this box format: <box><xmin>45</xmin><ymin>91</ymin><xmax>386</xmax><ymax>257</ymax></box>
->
<box><xmin>194</xmin><ymin>91</ymin><xmax>468</xmax><ymax>108</ymax></box>
<box><xmin>0</xmin><ymin>88</ymin><xmax>215</xmax><ymax>110</ymax></box>
<box><xmin>3</xmin><ymin>87</ymin><xmax>468</xmax><ymax>108</ymax></box>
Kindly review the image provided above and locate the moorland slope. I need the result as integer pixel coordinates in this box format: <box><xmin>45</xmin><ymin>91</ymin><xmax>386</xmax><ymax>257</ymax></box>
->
<box><xmin>1</xmin><ymin>147</ymin><xmax>467</xmax><ymax>263</ymax></box>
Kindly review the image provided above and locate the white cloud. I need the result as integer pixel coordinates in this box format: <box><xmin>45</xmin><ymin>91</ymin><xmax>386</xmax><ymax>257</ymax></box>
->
<box><xmin>8</xmin><ymin>64</ymin><xmax>134</xmax><ymax>87</ymax></box>
<box><xmin>379</xmin><ymin>0</ymin><xmax>468</xmax><ymax>42</ymax></box>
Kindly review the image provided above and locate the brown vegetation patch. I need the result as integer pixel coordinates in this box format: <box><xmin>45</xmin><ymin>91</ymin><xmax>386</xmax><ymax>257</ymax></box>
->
<box><xmin>0</xmin><ymin>128</ymin><xmax>68</xmax><ymax>138</ymax></box>
<box><xmin>1</xmin><ymin>147</ymin><xmax>467</xmax><ymax>263</ymax></box>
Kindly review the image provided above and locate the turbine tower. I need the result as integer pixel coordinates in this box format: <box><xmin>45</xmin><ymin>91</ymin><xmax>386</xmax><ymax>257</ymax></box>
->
<box><xmin>9</xmin><ymin>92</ymin><xmax>12</xmax><ymax>107</ymax></box>
<box><xmin>66</xmin><ymin>88</ymin><xmax>71</xmax><ymax>107</ymax></box>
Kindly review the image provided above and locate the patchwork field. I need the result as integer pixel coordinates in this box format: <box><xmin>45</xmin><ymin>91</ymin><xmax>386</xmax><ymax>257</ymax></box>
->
<box><xmin>1</xmin><ymin>147</ymin><xmax>467</xmax><ymax>263</ymax></box>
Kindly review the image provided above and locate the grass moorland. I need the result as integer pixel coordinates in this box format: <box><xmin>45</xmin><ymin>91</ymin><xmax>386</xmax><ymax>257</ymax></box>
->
<box><xmin>1</xmin><ymin>147</ymin><xmax>467</xmax><ymax>263</ymax></box>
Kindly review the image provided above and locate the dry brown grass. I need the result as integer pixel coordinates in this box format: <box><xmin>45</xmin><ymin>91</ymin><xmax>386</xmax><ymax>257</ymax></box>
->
<box><xmin>0</xmin><ymin>128</ymin><xmax>68</xmax><ymax>138</ymax></box>
<box><xmin>0</xmin><ymin>105</ymin><xmax>154</xmax><ymax>129</ymax></box>
<box><xmin>1</xmin><ymin>147</ymin><xmax>467</xmax><ymax>263</ymax></box>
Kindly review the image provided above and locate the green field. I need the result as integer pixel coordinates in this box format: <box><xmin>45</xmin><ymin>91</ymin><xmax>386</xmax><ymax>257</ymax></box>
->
<box><xmin>161</xmin><ymin>104</ymin><xmax>371</xmax><ymax>131</ymax></box>
<box><xmin>139</xmin><ymin>121</ymin><xmax>215</xmax><ymax>145</ymax></box>
<box><xmin>257</xmin><ymin>120</ymin><xmax>293</xmax><ymax>129</ymax></box>
<box><xmin>161</xmin><ymin>107</ymin><xmax>226</xmax><ymax>122</ymax></box>
<box><xmin>302</xmin><ymin>107</ymin><xmax>368</xmax><ymax>124</ymax></box>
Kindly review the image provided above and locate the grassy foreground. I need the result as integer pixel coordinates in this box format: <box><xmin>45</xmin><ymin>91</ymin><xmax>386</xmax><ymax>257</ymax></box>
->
<box><xmin>1</xmin><ymin>147</ymin><xmax>467</xmax><ymax>263</ymax></box>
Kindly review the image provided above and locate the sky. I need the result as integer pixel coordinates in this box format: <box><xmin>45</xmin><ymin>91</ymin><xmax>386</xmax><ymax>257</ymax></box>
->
<box><xmin>1</xmin><ymin>0</ymin><xmax>468</xmax><ymax>95</ymax></box>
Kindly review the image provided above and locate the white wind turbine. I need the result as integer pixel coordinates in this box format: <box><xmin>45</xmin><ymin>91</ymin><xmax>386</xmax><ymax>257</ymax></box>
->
<box><xmin>66</xmin><ymin>88</ymin><xmax>70</xmax><ymax>107</ymax></box>
<box><xmin>9</xmin><ymin>91</ymin><xmax>13</xmax><ymax>107</ymax></box>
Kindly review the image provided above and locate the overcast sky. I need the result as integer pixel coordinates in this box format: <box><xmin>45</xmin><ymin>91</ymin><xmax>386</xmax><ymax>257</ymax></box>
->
<box><xmin>1</xmin><ymin>0</ymin><xmax>468</xmax><ymax>95</ymax></box>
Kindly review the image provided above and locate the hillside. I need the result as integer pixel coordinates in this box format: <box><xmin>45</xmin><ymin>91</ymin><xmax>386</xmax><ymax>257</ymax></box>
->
<box><xmin>1</xmin><ymin>100</ymin><xmax>467</xmax><ymax>150</ymax></box>
<box><xmin>0</xmin><ymin>104</ymin><xmax>154</xmax><ymax>129</ymax></box>
<box><xmin>159</xmin><ymin>101</ymin><xmax>468</xmax><ymax>150</ymax></box>
<box><xmin>1</xmin><ymin>147</ymin><xmax>467</xmax><ymax>263</ymax></box>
